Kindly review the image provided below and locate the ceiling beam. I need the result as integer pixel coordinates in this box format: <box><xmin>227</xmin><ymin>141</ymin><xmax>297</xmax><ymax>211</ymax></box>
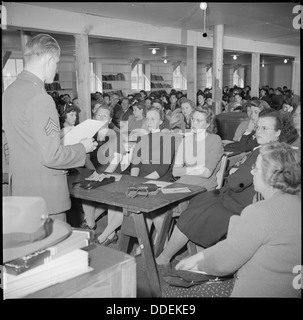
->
<box><xmin>4</xmin><ymin>2</ymin><xmax>300</xmax><ymax>58</ymax></box>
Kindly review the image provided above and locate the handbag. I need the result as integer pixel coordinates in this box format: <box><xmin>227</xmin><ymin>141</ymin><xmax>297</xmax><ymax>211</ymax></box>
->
<box><xmin>162</xmin><ymin>269</ymin><xmax>234</xmax><ymax>288</ymax></box>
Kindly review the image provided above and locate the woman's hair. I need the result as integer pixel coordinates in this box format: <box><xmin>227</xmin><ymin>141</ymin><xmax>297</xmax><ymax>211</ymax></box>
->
<box><xmin>24</xmin><ymin>34</ymin><xmax>60</xmax><ymax>59</ymax></box>
<box><xmin>59</xmin><ymin>103</ymin><xmax>80</xmax><ymax>127</ymax></box>
<box><xmin>180</xmin><ymin>98</ymin><xmax>196</xmax><ymax>112</ymax></box>
<box><xmin>259</xmin><ymin>109</ymin><xmax>298</xmax><ymax>144</ymax></box>
<box><xmin>195</xmin><ymin>106</ymin><xmax>217</xmax><ymax>133</ymax></box>
<box><xmin>94</xmin><ymin>104</ymin><xmax>113</xmax><ymax>118</ymax></box>
<box><xmin>133</xmin><ymin>101</ymin><xmax>146</xmax><ymax>117</ymax></box>
<box><xmin>254</xmin><ymin>99</ymin><xmax>271</xmax><ymax>112</ymax></box>
<box><xmin>146</xmin><ymin>106</ymin><xmax>165</xmax><ymax>121</ymax></box>
<box><xmin>259</xmin><ymin>141</ymin><xmax>301</xmax><ymax>195</ymax></box>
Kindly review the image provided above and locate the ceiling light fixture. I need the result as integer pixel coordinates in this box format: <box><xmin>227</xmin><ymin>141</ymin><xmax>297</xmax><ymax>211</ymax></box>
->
<box><xmin>233</xmin><ymin>55</ymin><xmax>238</xmax><ymax>60</ymax></box>
<box><xmin>262</xmin><ymin>63</ymin><xmax>265</xmax><ymax>67</ymax></box>
<box><xmin>200</xmin><ymin>3</ymin><xmax>208</xmax><ymax>37</ymax></box>
<box><xmin>200</xmin><ymin>2</ymin><xmax>207</xmax><ymax>10</ymax></box>
<box><xmin>284</xmin><ymin>58</ymin><xmax>287</xmax><ymax>63</ymax></box>
<box><xmin>164</xmin><ymin>59</ymin><xmax>167</xmax><ymax>64</ymax></box>
<box><xmin>150</xmin><ymin>47</ymin><xmax>159</xmax><ymax>55</ymax></box>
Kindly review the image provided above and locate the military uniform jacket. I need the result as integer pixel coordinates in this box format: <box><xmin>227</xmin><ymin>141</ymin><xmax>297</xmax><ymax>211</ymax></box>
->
<box><xmin>2</xmin><ymin>70</ymin><xmax>86</xmax><ymax>214</ymax></box>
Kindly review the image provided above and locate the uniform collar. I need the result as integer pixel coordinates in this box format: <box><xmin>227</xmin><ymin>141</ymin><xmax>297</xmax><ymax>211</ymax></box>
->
<box><xmin>18</xmin><ymin>70</ymin><xmax>45</xmax><ymax>89</ymax></box>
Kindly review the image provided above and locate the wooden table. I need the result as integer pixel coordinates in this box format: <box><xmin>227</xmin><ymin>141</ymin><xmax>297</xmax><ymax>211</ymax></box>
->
<box><xmin>24</xmin><ymin>245</ymin><xmax>136</xmax><ymax>298</ymax></box>
<box><xmin>68</xmin><ymin>168</ymin><xmax>206</xmax><ymax>297</ymax></box>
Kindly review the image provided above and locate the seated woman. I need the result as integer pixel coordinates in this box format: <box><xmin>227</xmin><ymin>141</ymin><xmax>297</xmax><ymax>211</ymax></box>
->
<box><xmin>125</xmin><ymin>101</ymin><xmax>147</xmax><ymax>141</ymax></box>
<box><xmin>224</xmin><ymin>99</ymin><xmax>271</xmax><ymax>152</ymax></box>
<box><xmin>176</xmin><ymin>141</ymin><xmax>301</xmax><ymax>297</ymax></box>
<box><xmin>81</xmin><ymin>105</ymin><xmax>128</xmax><ymax>231</ymax></box>
<box><xmin>291</xmin><ymin>104</ymin><xmax>301</xmax><ymax>148</ymax></box>
<box><xmin>156</xmin><ymin>109</ymin><xmax>298</xmax><ymax>267</ymax></box>
<box><xmin>59</xmin><ymin>103</ymin><xmax>81</xmax><ymax>139</ymax></box>
<box><xmin>170</xmin><ymin>98</ymin><xmax>196</xmax><ymax>131</ymax></box>
<box><xmin>173</xmin><ymin>106</ymin><xmax>223</xmax><ymax>190</ymax></box>
<box><xmin>94</xmin><ymin>106</ymin><xmax>176</xmax><ymax>245</ymax></box>
<box><xmin>232</xmin><ymin>102</ymin><xmax>252</xmax><ymax>141</ymax></box>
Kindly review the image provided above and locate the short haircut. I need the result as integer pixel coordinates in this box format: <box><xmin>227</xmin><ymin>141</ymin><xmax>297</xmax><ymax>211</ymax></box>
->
<box><xmin>94</xmin><ymin>104</ymin><xmax>113</xmax><ymax>118</ymax></box>
<box><xmin>133</xmin><ymin>101</ymin><xmax>146</xmax><ymax>116</ymax></box>
<box><xmin>180</xmin><ymin>98</ymin><xmax>196</xmax><ymax>111</ymax></box>
<box><xmin>146</xmin><ymin>106</ymin><xmax>165</xmax><ymax>121</ymax></box>
<box><xmin>259</xmin><ymin>109</ymin><xmax>298</xmax><ymax>144</ymax></box>
<box><xmin>195</xmin><ymin>106</ymin><xmax>217</xmax><ymax>133</ymax></box>
<box><xmin>24</xmin><ymin>34</ymin><xmax>60</xmax><ymax>59</ymax></box>
<box><xmin>259</xmin><ymin>141</ymin><xmax>301</xmax><ymax>195</ymax></box>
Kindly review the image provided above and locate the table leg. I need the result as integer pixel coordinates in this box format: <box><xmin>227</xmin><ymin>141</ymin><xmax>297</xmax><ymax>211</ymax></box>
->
<box><xmin>132</xmin><ymin>213</ymin><xmax>162</xmax><ymax>297</ymax></box>
<box><xmin>154</xmin><ymin>208</ymin><xmax>174</xmax><ymax>257</ymax></box>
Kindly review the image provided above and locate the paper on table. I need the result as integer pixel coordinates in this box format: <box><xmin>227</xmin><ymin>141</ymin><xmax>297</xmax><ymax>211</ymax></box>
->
<box><xmin>86</xmin><ymin>172</ymin><xmax>122</xmax><ymax>182</ymax></box>
<box><xmin>161</xmin><ymin>187</ymin><xmax>191</xmax><ymax>194</ymax></box>
<box><xmin>62</xmin><ymin>119</ymin><xmax>107</xmax><ymax>146</ymax></box>
<box><xmin>144</xmin><ymin>180</ymin><xmax>173</xmax><ymax>188</ymax></box>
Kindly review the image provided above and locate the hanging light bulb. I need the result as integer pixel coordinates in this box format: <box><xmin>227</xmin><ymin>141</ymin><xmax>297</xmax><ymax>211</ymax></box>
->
<box><xmin>284</xmin><ymin>59</ymin><xmax>287</xmax><ymax>63</ymax></box>
<box><xmin>262</xmin><ymin>63</ymin><xmax>265</xmax><ymax>67</ymax></box>
<box><xmin>233</xmin><ymin>55</ymin><xmax>237</xmax><ymax>60</ymax></box>
<box><xmin>200</xmin><ymin>2</ymin><xmax>207</xmax><ymax>10</ymax></box>
<box><xmin>152</xmin><ymin>48</ymin><xmax>156</xmax><ymax>55</ymax></box>
<box><xmin>164</xmin><ymin>59</ymin><xmax>167</xmax><ymax>64</ymax></box>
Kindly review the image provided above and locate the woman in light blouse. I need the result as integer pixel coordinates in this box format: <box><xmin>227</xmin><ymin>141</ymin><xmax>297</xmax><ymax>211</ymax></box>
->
<box><xmin>173</xmin><ymin>106</ymin><xmax>223</xmax><ymax>190</ymax></box>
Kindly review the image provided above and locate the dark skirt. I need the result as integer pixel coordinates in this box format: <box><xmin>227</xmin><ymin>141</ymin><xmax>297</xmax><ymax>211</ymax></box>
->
<box><xmin>177</xmin><ymin>189</ymin><xmax>239</xmax><ymax>248</ymax></box>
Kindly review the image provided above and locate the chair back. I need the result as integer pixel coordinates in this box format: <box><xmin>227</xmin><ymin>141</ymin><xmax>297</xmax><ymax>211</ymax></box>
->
<box><xmin>216</xmin><ymin>154</ymin><xmax>228</xmax><ymax>189</ymax></box>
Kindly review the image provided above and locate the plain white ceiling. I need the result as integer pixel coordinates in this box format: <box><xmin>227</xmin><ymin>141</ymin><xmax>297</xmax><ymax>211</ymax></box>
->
<box><xmin>3</xmin><ymin>2</ymin><xmax>300</xmax><ymax>66</ymax></box>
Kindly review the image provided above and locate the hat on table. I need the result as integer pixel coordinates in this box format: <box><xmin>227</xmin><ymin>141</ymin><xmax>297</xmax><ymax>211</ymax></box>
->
<box><xmin>3</xmin><ymin>197</ymin><xmax>72</xmax><ymax>263</ymax></box>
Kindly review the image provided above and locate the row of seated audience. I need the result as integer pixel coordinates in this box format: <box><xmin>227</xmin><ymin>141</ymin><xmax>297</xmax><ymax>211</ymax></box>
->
<box><xmin>45</xmin><ymin>87</ymin><xmax>300</xmax><ymax>297</ymax></box>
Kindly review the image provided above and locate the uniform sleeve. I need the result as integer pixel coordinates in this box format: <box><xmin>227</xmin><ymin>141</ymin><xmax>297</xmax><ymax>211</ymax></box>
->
<box><xmin>27</xmin><ymin>93</ymin><xmax>86</xmax><ymax>169</ymax></box>
<box><xmin>198</xmin><ymin>204</ymin><xmax>267</xmax><ymax>276</ymax></box>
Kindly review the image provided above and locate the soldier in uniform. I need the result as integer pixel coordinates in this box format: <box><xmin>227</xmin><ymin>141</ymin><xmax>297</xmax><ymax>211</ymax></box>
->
<box><xmin>2</xmin><ymin>34</ymin><xmax>97</xmax><ymax>221</ymax></box>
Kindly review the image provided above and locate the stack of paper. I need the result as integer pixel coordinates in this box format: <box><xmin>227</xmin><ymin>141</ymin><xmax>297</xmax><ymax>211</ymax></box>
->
<box><xmin>3</xmin><ymin>250</ymin><xmax>92</xmax><ymax>299</ymax></box>
<box><xmin>3</xmin><ymin>229</ymin><xmax>92</xmax><ymax>299</ymax></box>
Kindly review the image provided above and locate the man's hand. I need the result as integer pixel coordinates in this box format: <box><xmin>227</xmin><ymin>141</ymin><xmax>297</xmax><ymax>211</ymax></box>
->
<box><xmin>80</xmin><ymin>138</ymin><xmax>98</xmax><ymax>153</ymax></box>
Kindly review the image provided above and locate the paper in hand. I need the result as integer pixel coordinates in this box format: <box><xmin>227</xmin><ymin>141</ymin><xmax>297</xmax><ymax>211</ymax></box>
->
<box><xmin>62</xmin><ymin>120</ymin><xmax>107</xmax><ymax>146</ymax></box>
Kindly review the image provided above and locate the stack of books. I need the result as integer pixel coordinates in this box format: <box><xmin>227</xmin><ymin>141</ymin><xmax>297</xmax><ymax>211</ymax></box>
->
<box><xmin>3</xmin><ymin>229</ymin><xmax>93</xmax><ymax>299</ymax></box>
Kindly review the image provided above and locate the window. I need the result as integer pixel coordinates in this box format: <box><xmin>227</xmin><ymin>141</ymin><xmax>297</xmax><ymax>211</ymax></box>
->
<box><xmin>233</xmin><ymin>67</ymin><xmax>244</xmax><ymax>87</ymax></box>
<box><xmin>3</xmin><ymin>59</ymin><xmax>23</xmax><ymax>90</ymax></box>
<box><xmin>206</xmin><ymin>67</ymin><xmax>212</xmax><ymax>89</ymax></box>
<box><xmin>131</xmin><ymin>64</ymin><xmax>144</xmax><ymax>90</ymax></box>
<box><xmin>90</xmin><ymin>62</ymin><xmax>97</xmax><ymax>93</ymax></box>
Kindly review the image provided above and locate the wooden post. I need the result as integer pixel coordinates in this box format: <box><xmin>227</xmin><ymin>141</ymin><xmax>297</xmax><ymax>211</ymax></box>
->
<box><xmin>251</xmin><ymin>53</ymin><xmax>260</xmax><ymax>98</ymax></box>
<box><xmin>20</xmin><ymin>30</ymin><xmax>31</xmax><ymax>67</ymax></box>
<box><xmin>212</xmin><ymin>24</ymin><xmax>224</xmax><ymax>115</ymax></box>
<box><xmin>186</xmin><ymin>46</ymin><xmax>197</xmax><ymax>104</ymax></box>
<box><xmin>291</xmin><ymin>57</ymin><xmax>300</xmax><ymax>97</ymax></box>
<box><xmin>74</xmin><ymin>34</ymin><xmax>90</xmax><ymax>121</ymax></box>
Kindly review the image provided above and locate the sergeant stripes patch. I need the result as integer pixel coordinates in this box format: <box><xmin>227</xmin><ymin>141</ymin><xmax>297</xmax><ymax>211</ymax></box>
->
<box><xmin>44</xmin><ymin>117</ymin><xmax>59</xmax><ymax>136</ymax></box>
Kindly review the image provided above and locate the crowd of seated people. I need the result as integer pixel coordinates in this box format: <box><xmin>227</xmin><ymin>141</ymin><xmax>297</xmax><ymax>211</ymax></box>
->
<box><xmin>45</xmin><ymin>87</ymin><xmax>300</xmax><ymax>298</ymax></box>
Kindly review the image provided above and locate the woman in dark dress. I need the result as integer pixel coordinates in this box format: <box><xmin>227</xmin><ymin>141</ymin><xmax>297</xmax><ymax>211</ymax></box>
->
<box><xmin>156</xmin><ymin>110</ymin><xmax>298</xmax><ymax>266</ymax></box>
